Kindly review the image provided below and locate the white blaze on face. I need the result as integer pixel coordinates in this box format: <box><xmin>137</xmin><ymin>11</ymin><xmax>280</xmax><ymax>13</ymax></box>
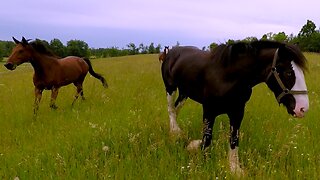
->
<box><xmin>291</xmin><ymin>61</ymin><xmax>309</xmax><ymax>117</ymax></box>
<box><xmin>165</xmin><ymin>48</ymin><xmax>169</xmax><ymax>54</ymax></box>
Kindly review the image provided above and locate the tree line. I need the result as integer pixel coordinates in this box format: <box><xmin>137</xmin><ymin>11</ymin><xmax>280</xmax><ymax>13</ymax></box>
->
<box><xmin>209</xmin><ymin>20</ymin><xmax>320</xmax><ymax>52</ymax></box>
<box><xmin>0</xmin><ymin>38</ymin><xmax>162</xmax><ymax>61</ymax></box>
<box><xmin>0</xmin><ymin>20</ymin><xmax>319</xmax><ymax>61</ymax></box>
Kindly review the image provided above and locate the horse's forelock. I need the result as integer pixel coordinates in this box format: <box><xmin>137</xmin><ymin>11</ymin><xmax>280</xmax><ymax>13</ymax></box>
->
<box><xmin>285</xmin><ymin>44</ymin><xmax>308</xmax><ymax>72</ymax></box>
<box><xmin>251</xmin><ymin>41</ymin><xmax>307</xmax><ymax>72</ymax></box>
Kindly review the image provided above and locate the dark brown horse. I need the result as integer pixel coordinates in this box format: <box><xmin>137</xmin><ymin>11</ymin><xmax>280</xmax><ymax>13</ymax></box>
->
<box><xmin>4</xmin><ymin>37</ymin><xmax>108</xmax><ymax>114</ymax></box>
<box><xmin>161</xmin><ymin>41</ymin><xmax>309</xmax><ymax>174</ymax></box>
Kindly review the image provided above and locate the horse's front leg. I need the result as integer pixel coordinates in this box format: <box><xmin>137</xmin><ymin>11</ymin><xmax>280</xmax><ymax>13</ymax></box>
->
<box><xmin>50</xmin><ymin>87</ymin><xmax>59</xmax><ymax>109</ymax></box>
<box><xmin>228</xmin><ymin>107</ymin><xmax>245</xmax><ymax>175</ymax></box>
<box><xmin>201</xmin><ymin>105</ymin><xmax>217</xmax><ymax>150</ymax></box>
<box><xmin>187</xmin><ymin>105</ymin><xmax>216</xmax><ymax>151</ymax></box>
<box><xmin>34</xmin><ymin>87</ymin><xmax>43</xmax><ymax>115</ymax></box>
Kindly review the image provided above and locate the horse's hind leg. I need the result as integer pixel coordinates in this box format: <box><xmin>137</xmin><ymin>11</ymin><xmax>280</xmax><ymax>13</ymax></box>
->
<box><xmin>72</xmin><ymin>83</ymin><xmax>84</xmax><ymax>106</ymax></box>
<box><xmin>166</xmin><ymin>89</ymin><xmax>182</xmax><ymax>134</ymax></box>
<box><xmin>50</xmin><ymin>87</ymin><xmax>59</xmax><ymax>109</ymax></box>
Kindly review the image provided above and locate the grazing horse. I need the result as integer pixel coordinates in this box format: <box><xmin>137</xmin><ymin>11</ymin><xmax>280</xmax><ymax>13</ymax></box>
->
<box><xmin>161</xmin><ymin>40</ymin><xmax>309</xmax><ymax>173</ymax></box>
<box><xmin>4</xmin><ymin>37</ymin><xmax>108</xmax><ymax>114</ymax></box>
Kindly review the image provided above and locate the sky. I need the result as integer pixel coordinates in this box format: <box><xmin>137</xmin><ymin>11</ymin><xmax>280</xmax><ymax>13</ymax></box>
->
<box><xmin>0</xmin><ymin>0</ymin><xmax>319</xmax><ymax>49</ymax></box>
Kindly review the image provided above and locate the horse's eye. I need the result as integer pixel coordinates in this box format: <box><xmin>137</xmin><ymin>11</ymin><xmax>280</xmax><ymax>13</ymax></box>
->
<box><xmin>286</xmin><ymin>72</ymin><xmax>292</xmax><ymax>76</ymax></box>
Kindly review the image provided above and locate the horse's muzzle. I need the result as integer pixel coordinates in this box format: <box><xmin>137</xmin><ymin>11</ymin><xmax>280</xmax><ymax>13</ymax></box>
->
<box><xmin>4</xmin><ymin>63</ymin><xmax>15</xmax><ymax>70</ymax></box>
<box><xmin>293</xmin><ymin>107</ymin><xmax>306</xmax><ymax>118</ymax></box>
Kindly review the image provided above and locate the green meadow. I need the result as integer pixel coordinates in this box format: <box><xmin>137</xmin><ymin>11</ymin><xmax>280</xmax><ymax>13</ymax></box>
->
<box><xmin>0</xmin><ymin>53</ymin><xmax>320</xmax><ymax>179</ymax></box>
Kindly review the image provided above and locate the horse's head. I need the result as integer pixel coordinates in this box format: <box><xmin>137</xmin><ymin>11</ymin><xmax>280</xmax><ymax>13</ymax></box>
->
<box><xmin>159</xmin><ymin>46</ymin><xmax>169</xmax><ymax>62</ymax></box>
<box><xmin>4</xmin><ymin>37</ymin><xmax>32</xmax><ymax>70</ymax></box>
<box><xmin>265</xmin><ymin>46</ymin><xmax>309</xmax><ymax>118</ymax></box>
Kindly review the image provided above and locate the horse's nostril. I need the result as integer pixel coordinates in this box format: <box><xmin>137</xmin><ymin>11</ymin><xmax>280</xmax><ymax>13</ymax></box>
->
<box><xmin>4</xmin><ymin>63</ymin><xmax>14</xmax><ymax>70</ymax></box>
<box><xmin>300</xmin><ymin>108</ymin><xmax>305</xmax><ymax>113</ymax></box>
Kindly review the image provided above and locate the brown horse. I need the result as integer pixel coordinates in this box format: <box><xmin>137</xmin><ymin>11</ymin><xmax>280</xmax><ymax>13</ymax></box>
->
<box><xmin>159</xmin><ymin>46</ymin><xmax>169</xmax><ymax>62</ymax></box>
<box><xmin>4</xmin><ymin>37</ymin><xmax>108</xmax><ymax>114</ymax></box>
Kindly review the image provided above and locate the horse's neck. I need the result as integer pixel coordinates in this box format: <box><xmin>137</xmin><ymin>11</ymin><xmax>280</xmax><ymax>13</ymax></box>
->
<box><xmin>221</xmin><ymin>59</ymin><xmax>267</xmax><ymax>89</ymax></box>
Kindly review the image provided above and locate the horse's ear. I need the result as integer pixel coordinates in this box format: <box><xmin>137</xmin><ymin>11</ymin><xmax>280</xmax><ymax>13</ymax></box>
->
<box><xmin>12</xmin><ymin>37</ymin><xmax>20</xmax><ymax>44</ymax></box>
<box><xmin>21</xmin><ymin>37</ymin><xmax>29</xmax><ymax>46</ymax></box>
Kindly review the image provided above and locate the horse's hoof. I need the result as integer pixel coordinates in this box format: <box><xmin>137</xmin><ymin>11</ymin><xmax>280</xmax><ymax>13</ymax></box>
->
<box><xmin>170</xmin><ymin>127</ymin><xmax>182</xmax><ymax>136</ymax></box>
<box><xmin>187</xmin><ymin>139</ymin><xmax>202</xmax><ymax>151</ymax></box>
<box><xmin>230</xmin><ymin>165</ymin><xmax>244</xmax><ymax>177</ymax></box>
<box><xmin>229</xmin><ymin>148</ymin><xmax>244</xmax><ymax>176</ymax></box>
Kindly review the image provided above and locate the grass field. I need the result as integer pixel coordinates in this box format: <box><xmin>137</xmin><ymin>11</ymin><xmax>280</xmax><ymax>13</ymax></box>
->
<box><xmin>0</xmin><ymin>53</ymin><xmax>320</xmax><ymax>179</ymax></box>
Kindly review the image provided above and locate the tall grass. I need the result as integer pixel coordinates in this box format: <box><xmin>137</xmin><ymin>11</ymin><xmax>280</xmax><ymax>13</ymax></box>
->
<box><xmin>0</xmin><ymin>53</ymin><xmax>319</xmax><ymax>179</ymax></box>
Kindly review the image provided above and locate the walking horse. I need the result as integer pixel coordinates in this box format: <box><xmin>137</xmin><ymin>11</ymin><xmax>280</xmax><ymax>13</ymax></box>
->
<box><xmin>160</xmin><ymin>41</ymin><xmax>309</xmax><ymax>173</ymax></box>
<box><xmin>4</xmin><ymin>37</ymin><xmax>108</xmax><ymax>115</ymax></box>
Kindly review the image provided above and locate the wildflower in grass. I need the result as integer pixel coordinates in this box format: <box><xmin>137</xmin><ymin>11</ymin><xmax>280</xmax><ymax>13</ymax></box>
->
<box><xmin>102</xmin><ymin>146</ymin><xmax>109</xmax><ymax>152</ymax></box>
<box><xmin>89</xmin><ymin>122</ymin><xmax>97</xmax><ymax>129</ymax></box>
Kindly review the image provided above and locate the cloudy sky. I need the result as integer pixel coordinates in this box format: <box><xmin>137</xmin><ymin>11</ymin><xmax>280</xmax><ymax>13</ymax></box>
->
<box><xmin>0</xmin><ymin>0</ymin><xmax>319</xmax><ymax>48</ymax></box>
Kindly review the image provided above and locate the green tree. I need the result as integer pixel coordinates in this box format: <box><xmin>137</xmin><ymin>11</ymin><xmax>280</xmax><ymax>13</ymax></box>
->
<box><xmin>66</xmin><ymin>40</ymin><xmax>89</xmax><ymax>57</ymax></box>
<box><xmin>0</xmin><ymin>41</ymin><xmax>16</xmax><ymax>60</ymax></box>
<box><xmin>242</xmin><ymin>36</ymin><xmax>258</xmax><ymax>43</ymax></box>
<box><xmin>127</xmin><ymin>43</ymin><xmax>139</xmax><ymax>55</ymax></box>
<box><xmin>308</xmin><ymin>32</ymin><xmax>320</xmax><ymax>52</ymax></box>
<box><xmin>226</xmin><ymin>39</ymin><xmax>235</xmax><ymax>45</ymax></box>
<box><xmin>298</xmin><ymin>20</ymin><xmax>316</xmax><ymax>38</ymax></box>
<box><xmin>35</xmin><ymin>39</ymin><xmax>50</xmax><ymax>47</ymax></box>
<box><xmin>273</xmin><ymin>32</ymin><xmax>288</xmax><ymax>42</ymax></box>
<box><xmin>148</xmin><ymin>43</ymin><xmax>155</xmax><ymax>54</ymax></box>
<box><xmin>50</xmin><ymin>38</ymin><xmax>66</xmax><ymax>57</ymax></box>
<box><xmin>4</xmin><ymin>41</ymin><xmax>15</xmax><ymax>57</ymax></box>
<box><xmin>0</xmin><ymin>42</ymin><xmax>4</xmax><ymax>61</ymax></box>
<box><xmin>139</xmin><ymin>43</ymin><xmax>148</xmax><ymax>54</ymax></box>
<box><xmin>209</xmin><ymin>42</ymin><xmax>218</xmax><ymax>51</ymax></box>
<box><xmin>296</xmin><ymin>20</ymin><xmax>320</xmax><ymax>52</ymax></box>
<box><xmin>261</xmin><ymin>32</ymin><xmax>274</xmax><ymax>40</ymax></box>
<box><xmin>155</xmin><ymin>44</ymin><xmax>161</xmax><ymax>53</ymax></box>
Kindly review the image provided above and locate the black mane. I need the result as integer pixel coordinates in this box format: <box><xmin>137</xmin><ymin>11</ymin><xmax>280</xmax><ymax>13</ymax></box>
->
<box><xmin>212</xmin><ymin>40</ymin><xmax>307</xmax><ymax>71</ymax></box>
<box><xmin>212</xmin><ymin>42</ymin><xmax>255</xmax><ymax>67</ymax></box>
<box><xmin>30</xmin><ymin>40</ymin><xmax>59</xmax><ymax>58</ymax></box>
<box><xmin>251</xmin><ymin>40</ymin><xmax>307</xmax><ymax>71</ymax></box>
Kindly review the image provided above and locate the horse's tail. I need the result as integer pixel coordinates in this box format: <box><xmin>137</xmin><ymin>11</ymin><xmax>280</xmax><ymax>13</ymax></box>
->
<box><xmin>83</xmin><ymin>57</ymin><xmax>108</xmax><ymax>88</ymax></box>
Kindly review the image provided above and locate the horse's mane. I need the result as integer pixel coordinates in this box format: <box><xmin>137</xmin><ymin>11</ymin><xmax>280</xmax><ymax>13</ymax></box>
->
<box><xmin>251</xmin><ymin>40</ymin><xmax>307</xmax><ymax>71</ymax></box>
<box><xmin>211</xmin><ymin>42</ymin><xmax>254</xmax><ymax>67</ymax></box>
<box><xmin>30</xmin><ymin>40</ymin><xmax>60</xmax><ymax>58</ymax></box>
<box><xmin>212</xmin><ymin>40</ymin><xmax>307</xmax><ymax>71</ymax></box>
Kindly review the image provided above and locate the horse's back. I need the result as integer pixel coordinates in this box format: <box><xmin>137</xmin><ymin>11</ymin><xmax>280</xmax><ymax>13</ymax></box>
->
<box><xmin>58</xmin><ymin>56</ymin><xmax>89</xmax><ymax>83</ymax></box>
<box><xmin>59</xmin><ymin>56</ymin><xmax>88</xmax><ymax>72</ymax></box>
<box><xmin>163</xmin><ymin>46</ymin><xmax>211</xmax><ymax>78</ymax></box>
<box><xmin>161</xmin><ymin>46</ymin><xmax>212</xmax><ymax>102</ymax></box>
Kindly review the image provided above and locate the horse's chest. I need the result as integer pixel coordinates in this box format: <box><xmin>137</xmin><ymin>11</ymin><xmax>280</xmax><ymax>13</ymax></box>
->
<box><xmin>33</xmin><ymin>75</ymin><xmax>56</xmax><ymax>90</ymax></box>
